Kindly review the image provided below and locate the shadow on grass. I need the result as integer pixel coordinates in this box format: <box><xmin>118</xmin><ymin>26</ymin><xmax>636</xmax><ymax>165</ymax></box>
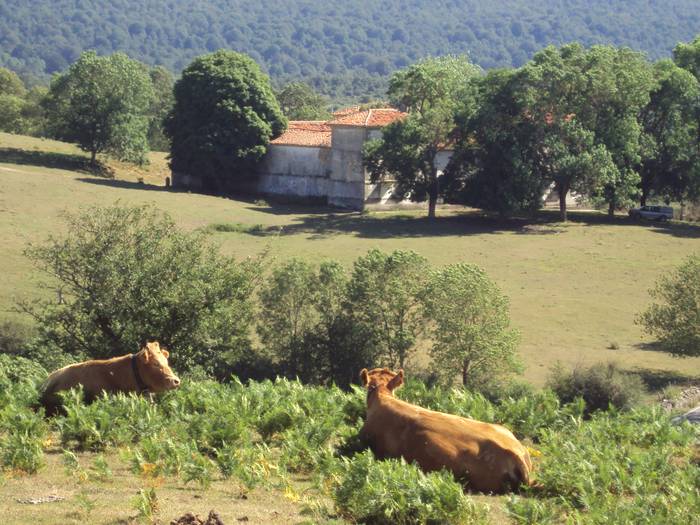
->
<box><xmin>76</xmin><ymin>178</ymin><xmax>168</xmax><ymax>192</ymax></box>
<box><xmin>234</xmin><ymin>207</ymin><xmax>700</xmax><ymax>239</ymax></box>
<box><xmin>0</xmin><ymin>147</ymin><xmax>114</xmax><ymax>178</ymax></box>
<box><xmin>628</xmin><ymin>366</ymin><xmax>700</xmax><ymax>392</ymax></box>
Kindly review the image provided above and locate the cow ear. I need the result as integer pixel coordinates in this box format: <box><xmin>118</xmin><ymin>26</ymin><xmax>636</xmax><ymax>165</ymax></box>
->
<box><xmin>359</xmin><ymin>368</ymin><xmax>369</xmax><ymax>387</ymax></box>
<box><xmin>387</xmin><ymin>369</ymin><xmax>404</xmax><ymax>391</ymax></box>
<box><xmin>161</xmin><ymin>349</ymin><xmax>169</xmax><ymax>359</ymax></box>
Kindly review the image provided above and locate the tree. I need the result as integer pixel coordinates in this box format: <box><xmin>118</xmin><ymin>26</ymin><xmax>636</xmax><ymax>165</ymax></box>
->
<box><xmin>0</xmin><ymin>92</ymin><xmax>25</xmax><ymax>134</ymax></box>
<box><xmin>452</xmin><ymin>44</ymin><xmax>654</xmax><ymax>219</ymax></box>
<box><xmin>346</xmin><ymin>249</ymin><xmax>429</xmax><ymax>368</ymax></box>
<box><xmin>164</xmin><ymin>50</ymin><xmax>286</xmax><ymax>192</ymax></box>
<box><xmin>364</xmin><ymin>56</ymin><xmax>481</xmax><ymax>218</ymax></box>
<box><xmin>638</xmin><ymin>60</ymin><xmax>700</xmax><ymax>209</ymax></box>
<box><xmin>637</xmin><ymin>254</ymin><xmax>700</xmax><ymax>357</ymax></box>
<box><xmin>43</xmin><ymin>51</ymin><xmax>154</xmax><ymax>164</ymax></box>
<box><xmin>21</xmin><ymin>205</ymin><xmax>259</xmax><ymax>377</ymax></box>
<box><xmin>420</xmin><ymin>263</ymin><xmax>521</xmax><ymax>389</ymax></box>
<box><xmin>258</xmin><ymin>258</ymin><xmax>319</xmax><ymax>379</ymax></box>
<box><xmin>447</xmin><ymin>69</ymin><xmax>552</xmax><ymax>217</ymax></box>
<box><xmin>519</xmin><ymin>44</ymin><xmax>652</xmax><ymax>218</ymax></box>
<box><xmin>147</xmin><ymin>65</ymin><xmax>174</xmax><ymax>152</ymax></box>
<box><xmin>0</xmin><ymin>67</ymin><xmax>27</xmax><ymax>134</ymax></box>
<box><xmin>673</xmin><ymin>35</ymin><xmax>700</xmax><ymax>80</ymax></box>
<box><xmin>0</xmin><ymin>67</ymin><xmax>26</xmax><ymax>97</ymax></box>
<box><xmin>257</xmin><ymin>259</ymin><xmax>375</xmax><ymax>387</ymax></box>
<box><xmin>276</xmin><ymin>81</ymin><xmax>330</xmax><ymax>120</ymax></box>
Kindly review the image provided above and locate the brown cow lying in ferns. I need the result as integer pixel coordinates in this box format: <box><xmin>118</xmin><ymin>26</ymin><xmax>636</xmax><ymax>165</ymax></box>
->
<box><xmin>40</xmin><ymin>341</ymin><xmax>180</xmax><ymax>414</ymax></box>
<box><xmin>359</xmin><ymin>367</ymin><xmax>531</xmax><ymax>493</ymax></box>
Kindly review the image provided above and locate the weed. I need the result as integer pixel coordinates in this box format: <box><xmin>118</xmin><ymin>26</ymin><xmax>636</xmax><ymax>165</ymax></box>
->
<box><xmin>133</xmin><ymin>487</ymin><xmax>159</xmax><ymax>524</ymax></box>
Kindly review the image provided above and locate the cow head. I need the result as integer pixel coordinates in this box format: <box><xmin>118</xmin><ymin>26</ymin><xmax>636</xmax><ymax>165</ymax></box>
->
<box><xmin>136</xmin><ymin>341</ymin><xmax>181</xmax><ymax>392</ymax></box>
<box><xmin>360</xmin><ymin>367</ymin><xmax>404</xmax><ymax>396</ymax></box>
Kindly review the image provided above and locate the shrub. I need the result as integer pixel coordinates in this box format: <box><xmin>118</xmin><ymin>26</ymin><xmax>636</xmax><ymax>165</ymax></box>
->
<box><xmin>0</xmin><ymin>403</ymin><xmax>48</xmax><ymax>473</ymax></box>
<box><xmin>0</xmin><ymin>321</ymin><xmax>35</xmax><ymax>356</ymax></box>
<box><xmin>333</xmin><ymin>450</ymin><xmax>489</xmax><ymax>525</ymax></box>
<box><xmin>0</xmin><ymin>354</ymin><xmax>46</xmax><ymax>408</ymax></box>
<box><xmin>346</xmin><ymin>249</ymin><xmax>430</xmax><ymax>368</ymax></box>
<box><xmin>546</xmin><ymin>362</ymin><xmax>645</xmax><ymax>415</ymax></box>
<box><xmin>420</xmin><ymin>263</ymin><xmax>521</xmax><ymax>390</ymax></box>
<box><xmin>512</xmin><ymin>408</ymin><xmax>700</xmax><ymax>524</ymax></box>
<box><xmin>22</xmin><ymin>204</ymin><xmax>260</xmax><ymax>377</ymax></box>
<box><xmin>637</xmin><ymin>254</ymin><xmax>700</xmax><ymax>357</ymax></box>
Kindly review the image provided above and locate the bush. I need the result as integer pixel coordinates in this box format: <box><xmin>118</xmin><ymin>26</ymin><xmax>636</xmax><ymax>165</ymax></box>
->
<box><xmin>0</xmin><ymin>321</ymin><xmax>35</xmax><ymax>356</ymax></box>
<box><xmin>0</xmin><ymin>402</ymin><xmax>48</xmax><ymax>473</ymax></box>
<box><xmin>637</xmin><ymin>254</ymin><xmax>700</xmax><ymax>357</ymax></box>
<box><xmin>22</xmin><ymin>204</ymin><xmax>260</xmax><ymax>377</ymax></box>
<box><xmin>257</xmin><ymin>259</ymin><xmax>375</xmax><ymax>387</ymax></box>
<box><xmin>547</xmin><ymin>362</ymin><xmax>645</xmax><ymax>415</ymax></box>
<box><xmin>421</xmin><ymin>263</ymin><xmax>521</xmax><ymax>390</ymax></box>
<box><xmin>333</xmin><ymin>450</ymin><xmax>489</xmax><ymax>525</ymax></box>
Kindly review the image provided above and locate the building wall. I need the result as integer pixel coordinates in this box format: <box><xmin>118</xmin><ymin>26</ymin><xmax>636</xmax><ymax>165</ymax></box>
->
<box><xmin>256</xmin><ymin>144</ymin><xmax>331</xmax><ymax>200</ymax></box>
<box><xmin>173</xmin><ymin>125</ymin><xmax>454</xmax><ymax>211</ymax></box>
<box><xmin>328</xmin><ymin>126</ymin><xmax>369</xmax><ymax>209</ymax></box>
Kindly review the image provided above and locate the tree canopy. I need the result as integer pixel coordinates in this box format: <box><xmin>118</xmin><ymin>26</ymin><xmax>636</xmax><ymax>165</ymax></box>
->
<box><xmin>1</xmin><ymin>0</ymin><xmax>698</xmax><ymax>100</ymax></box>
<box><xmin>164</xmin><ymin>50</ymin><xmax>286</xmax><ymax>192</ymax></box>
<box><xmin>276</xmin><ymin>82</ymin><xmax>330</xmax><ymax>120</ymax></box>
<box><xmin>42</xmin><ymin>51</ymin><xmax>154</xmax><ymax>164</ymax></box>
<box><xmin>421</xmin><ymin>263</ymin><xmax>521</xmax><ymax>388</ymax></box>
<box><xmin>22</xmin><ymin>205</ymin><xmax>259</xmax><ymax>377</ymax></box>
<box><xmin>449</xmin><ymin>44</ymin><xmax>658</xmax><ymax>219</ymax></box>
<box><xmin>364</xmin><ymin>56</ymin><xmax>481</xmax><ymax>218</ymax></box>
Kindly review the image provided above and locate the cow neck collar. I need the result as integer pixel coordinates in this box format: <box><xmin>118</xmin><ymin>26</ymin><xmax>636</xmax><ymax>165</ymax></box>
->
<box><xmin>130</xmin><ymin>353</ymin><xmax>149</xmax><ymax>392</ymax></box>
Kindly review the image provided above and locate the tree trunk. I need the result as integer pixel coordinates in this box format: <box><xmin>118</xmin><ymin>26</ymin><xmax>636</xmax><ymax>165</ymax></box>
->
<box><xmin>640</xmin><ymin>188</ymin><xmax>648</xmax><ymax>207</ymax></box>
<box><xmin>427</xmin><ymin>156</ymin><xmax>439</xmax><ymax>220</ymax></box>
<box><xmin>461</xmin><ymin>360</ymin><xmax>471</xmax><ymax>386</ymax></box>
<box><xmin>608</xmin><ymin>198</ymin><xmax>616</xmax><ymax>217</ymax></box>
<box><xmin>90</xmin><ymin>149</ymin><xmax>97</xmax><ymax>166</ymax></box>
<box><xmin>558</xmin><ymin>185</ymin><xmax>568</xmax><ymax>222</ymax></box>
<box><xmin>428</xmin><ymin>195</ymin><xmax>437</xmax><ymax>219</ymax></box>
<box><xmin>680</xmin><ymin>201</ymin><xmax>685</xmax><ymax>221</ymax></box>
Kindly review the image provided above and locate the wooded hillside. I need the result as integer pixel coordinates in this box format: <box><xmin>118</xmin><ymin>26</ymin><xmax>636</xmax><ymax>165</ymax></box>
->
<box><xmin>1</xmin><ymin>0</ymin><xmax>698</xmax><ymax>99</ymax></box>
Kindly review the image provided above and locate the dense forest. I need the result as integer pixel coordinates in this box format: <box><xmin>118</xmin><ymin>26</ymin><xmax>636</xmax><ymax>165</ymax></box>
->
<box><xmin>1</xmin><ymin>0</ymin><xmax>699</xmax><ymax>100</ymax></box>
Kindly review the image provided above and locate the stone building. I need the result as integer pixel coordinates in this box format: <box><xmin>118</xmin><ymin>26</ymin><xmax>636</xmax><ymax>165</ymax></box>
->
<box><xmin>173</xmin><ymin>107</ymin><xmax>420</xmax><ymax>210</ymax></box>
<box><xmin>256</xmin><ymin>106</ymin><xmax>410</xmax><ymax>210</ymax></box>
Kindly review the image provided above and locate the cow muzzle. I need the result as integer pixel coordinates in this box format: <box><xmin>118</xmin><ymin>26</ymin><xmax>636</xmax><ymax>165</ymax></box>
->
<box><xmin>167</xmin><ymin>376</ymin><xmax>181</xmax><ymax>389</ymax></box>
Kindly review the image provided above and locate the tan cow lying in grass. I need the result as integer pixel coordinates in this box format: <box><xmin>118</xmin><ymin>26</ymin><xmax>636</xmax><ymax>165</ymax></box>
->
<box><xmin>359</xmin><ymin>367</ymin><xmax>532</xmax><ymax>493</ymax></box>
<box><xmin>40</xmin><ymin>341</ymin><xmax>180</xmax><ymax>414</ymax></box>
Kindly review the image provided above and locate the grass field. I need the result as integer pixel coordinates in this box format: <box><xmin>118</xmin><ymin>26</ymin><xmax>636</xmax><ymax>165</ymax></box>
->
<box><xmin>2</xmin><ymin>132</ymin><xmax>699</xmax><ymax>388</ymax></box>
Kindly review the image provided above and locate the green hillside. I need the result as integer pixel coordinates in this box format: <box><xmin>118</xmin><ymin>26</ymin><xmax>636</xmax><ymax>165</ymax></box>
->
<box><xmin>2</xmin><ymin>132</ymin><xmax>699</xmax><ymax>387</ymax></box>
<box><xmin>1</xmin><ymin>0</ymin><xmax>699</xmax><ymax>99</ymax></box>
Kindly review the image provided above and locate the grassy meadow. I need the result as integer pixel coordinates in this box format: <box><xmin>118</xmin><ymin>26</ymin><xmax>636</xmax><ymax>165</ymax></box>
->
<box><xmin>1</xmin><ymin>132</ymin><xmax>699</xmax><ymax>388</ymax></box>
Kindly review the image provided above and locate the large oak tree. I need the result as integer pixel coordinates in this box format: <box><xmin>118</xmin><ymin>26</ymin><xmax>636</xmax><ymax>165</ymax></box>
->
<box><xmin>165</xmin><ymin>50</ymin><xmax>286</xmax><ymax>192</ymax></box>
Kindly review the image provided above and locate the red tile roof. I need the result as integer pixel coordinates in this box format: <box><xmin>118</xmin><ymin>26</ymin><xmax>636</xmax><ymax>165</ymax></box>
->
<box><xmin>270</xmin><ymin>108</ymin><xmax>407</xmax><ymax>147</ymax></box>
<box><xmin>271</xmin><ymin>121</ymin><xmax>332</xmax><ymax>148</ymax></box>
<box><xmin>329</xmin><ymin>107</ymin><xmax>406</xmax><ymax>127</ymax></box>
